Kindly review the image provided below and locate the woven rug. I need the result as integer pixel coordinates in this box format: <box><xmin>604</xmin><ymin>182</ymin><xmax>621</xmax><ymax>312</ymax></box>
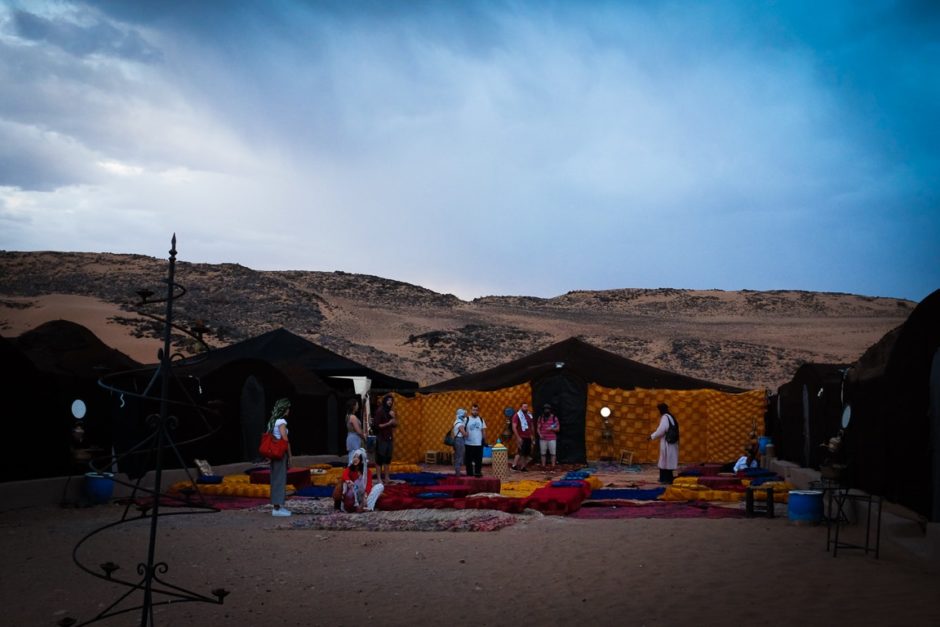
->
<box><xmin>570</xmin><ymin>500</ymin><xmax>746</xmax><ymax>520</ymax></box>
<box><xmin>284</xmin><ymin>507</ymin><xmax>526</xmax><ymax>532</ymax></box>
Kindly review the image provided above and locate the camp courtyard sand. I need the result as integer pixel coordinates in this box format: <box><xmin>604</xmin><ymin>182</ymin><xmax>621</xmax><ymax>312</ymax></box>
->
<box><xmin>1</xmin><ymin>264</ymin><xmax>935</xmax><ymax>625</ymax></box>
<box><xmin>2</xmin><ymin>467</ymin><xmax>938</xmax><ymax>627</ymax></box>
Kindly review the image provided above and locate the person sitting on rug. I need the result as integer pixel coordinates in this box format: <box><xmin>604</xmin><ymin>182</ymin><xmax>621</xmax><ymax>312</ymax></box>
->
<box><xmin>334</xmin><ymin>448</ymin><xmax>384</xmax><ymax>513</ymax></box>
<box><xmin>732</xmin><ymin>447</ymin><xmax>759</xmax><ymax>473</ymax></box>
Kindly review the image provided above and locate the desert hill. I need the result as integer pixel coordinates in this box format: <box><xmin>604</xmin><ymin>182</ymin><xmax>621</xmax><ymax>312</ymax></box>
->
<box><xmin>0</xmin><ymin>250</ymin><xmax>915</xmax><ymax>390</ymax></box>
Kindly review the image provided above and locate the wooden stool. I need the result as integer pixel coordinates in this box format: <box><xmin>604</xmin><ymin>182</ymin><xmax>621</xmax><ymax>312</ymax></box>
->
<box><xmin>619</xmin><ymin>450</ymin><xmax>634</xmax><ymax>466</ymax></box>
<box><xmin>745</xmin><ymin>487</ymin><xmax>775</xmax><ymax>518</ymax></box>
<box><xmin>425</xmin><ymin>451</ymin><xmax>438</xmax><ymax>465</ymax></box>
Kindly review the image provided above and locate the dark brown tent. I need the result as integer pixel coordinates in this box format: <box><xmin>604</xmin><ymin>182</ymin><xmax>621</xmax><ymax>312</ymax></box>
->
<box><xmin>421</xmin><ymin>337</ymin><xmax>743</xmax><ymax>463</ymax></box>
<box><xmin>1</xmin><ymin>320</ymin><xmax>140</xmax><ymax>481</ymax></box>
<box><xmin>165</xmin><ymin>328</ymin><xmax>418</xmax><ymax>463</ymax></box>
<box><xmin>844</xmin><ymin>289</ymin><xmax>940</xmax><ymax>520</ymax></box>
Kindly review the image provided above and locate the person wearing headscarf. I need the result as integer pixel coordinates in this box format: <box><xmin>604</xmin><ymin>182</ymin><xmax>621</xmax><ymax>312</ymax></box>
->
<box><xmin>452</xmin><ymin>408</ymin><xmax>469</xmax><ymax>476</ymax></box>
<box><xmin>334</xmin><ymin>448</ymin><xmax>384</xmax><ymax>512</ymax></box>
<box><xmin>269</xmin><ymin>398</ymin><xmax>292</xmax><ymax>517</ymax></box>
<box><xmin>649</xmin><ymin>402</ymin><xmax>679</xmax><ymax>484</ymax></box>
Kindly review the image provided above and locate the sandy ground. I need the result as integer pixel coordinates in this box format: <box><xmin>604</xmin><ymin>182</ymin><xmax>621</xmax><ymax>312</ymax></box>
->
<box><xmin>2</xmin><ymin>471</ymin><xmax>938</xmax><ymax>627</ymax></box>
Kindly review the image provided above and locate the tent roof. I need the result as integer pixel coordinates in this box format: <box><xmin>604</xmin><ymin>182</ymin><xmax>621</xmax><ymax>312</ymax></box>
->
<box><xmin>847</xmin><ymin>288</ymin><xmax>940</xmax><ymax>384</ymax></box>
<box><xmin>12</xmin><ymin>320</ymin><xmax>140</xmax><ymax>377</ymax></box>
<box><xmin>176</xmin><ymin>328</ymin><xmax>418</xmax><ymax>391</ymax></box>
<box><xmin>779</xmin><ymin>362</ymin><xmax>852</xmax><ymax>391</ymax></box>
<box><xmin>421</xmin><ymin>337</ymin><xmax>746</xmax><ymax>394</ymax></box>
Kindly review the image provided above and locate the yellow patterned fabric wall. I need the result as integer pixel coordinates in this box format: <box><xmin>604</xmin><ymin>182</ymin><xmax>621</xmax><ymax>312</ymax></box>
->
<box><xmin>585</xmin><ymin>385</ymin><xmax>766</xmax><ymax>463</ymax></box>
<box><xmin>389</xmin><ymin>383</ymin><xmax>532</xmax><ymax>463</ymax></box>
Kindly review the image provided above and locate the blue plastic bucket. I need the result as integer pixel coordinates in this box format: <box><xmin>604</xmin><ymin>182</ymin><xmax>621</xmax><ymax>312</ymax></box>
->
<box><xmin>788</xmin><ymin>490</ymin><xmax>823</xmax><ymax>524</ymax></box>
<box><xmin>84</xmin><ymin>472</ymin><xmax>115</xmax><ymax>504</ymax></box>
<box><xmin>758</xmin><ymin>436</ymin><xmax>772</xmax><ymax>454</ymax></box>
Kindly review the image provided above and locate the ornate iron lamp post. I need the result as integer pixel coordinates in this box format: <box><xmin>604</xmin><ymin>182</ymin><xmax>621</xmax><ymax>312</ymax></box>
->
<box><xmin>63</xmin><ymin>235</ymin><xmax>228</xmax><ymax>626</ymax></box>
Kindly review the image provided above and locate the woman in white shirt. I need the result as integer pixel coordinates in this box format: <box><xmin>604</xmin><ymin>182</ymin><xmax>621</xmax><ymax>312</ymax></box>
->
<box><xmin>269</xmin><ymin>398</ymin><xmax>292</xmax><ymax>517</ymax></box>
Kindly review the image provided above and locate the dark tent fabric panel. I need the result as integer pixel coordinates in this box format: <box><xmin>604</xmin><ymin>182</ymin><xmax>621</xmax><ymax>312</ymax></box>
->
<box><xmin>843</xmin><ymin>288</ymin><xmax>940</xmax><ymax>520</ymax></box>
<box><xmin>0</xmin><ymin>336</ymin><xmax>69</xmax><ymax>481</ymax></box>
<box><xmin>239</xmin><ymin>375</ymin><xmax>266</xmax><ymax>462</ymax></box>
<box><xmin>533</xmin><ymin>372</ymin><xmax>587</xmax><ymax>464</ymax></box>
<box><xmin>880</xmin><ymin>289</ymin><xmax>939</xmax><ymax>518</ymax></box>
<box><xmin>773</xmin><ymin>381</ymin><xmax>806</xmax><ymax>466</ymax></box>
<box><xmin>773</xmin><ymin>363</ymin><xmax>850</xmax><ymax>469</ymax></box>
<box><xmin>930</xmin><ymin>348</ymin><xmax>940</xmax><ymax>523</ymax></box>
<box><xmin>5</xmin><ymin>320</ymin><xmax>142</xmax><ymax>482</ymax></box>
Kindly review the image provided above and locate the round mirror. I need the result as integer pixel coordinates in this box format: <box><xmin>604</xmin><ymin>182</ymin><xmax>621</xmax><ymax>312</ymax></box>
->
<box><xmin>841</xmin><ymin>404</ymin><xmax>852</xmax><ymax>429</ymax></box>
<box><xmin>71</xmin><ymin>399</ymin><xmax>87</xmax><ymax>420</ymax></box>
<box><xmin>504</xmin><ymin>407</ymin><xmax>515</xmax><ymax>418</ymax></box>
<box><xmin>600</xmin><ymin>406</ymin><xmax>611</xmax><ymax>418</ymax></box>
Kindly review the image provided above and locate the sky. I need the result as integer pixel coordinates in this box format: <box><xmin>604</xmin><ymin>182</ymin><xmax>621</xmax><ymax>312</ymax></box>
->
<box><xmin>0</xmin><ymin>1</ymin><xmax>937</xmax><ymax>302</ymax></box>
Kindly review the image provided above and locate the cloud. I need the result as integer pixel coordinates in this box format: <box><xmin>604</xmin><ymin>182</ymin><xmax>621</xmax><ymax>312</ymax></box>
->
<box><xmin>0</xmin><ymin>1</ymin><xmax>937</xmax><ymax>301</ymax></box>
<box><xmin>11</xmin><ymin>6</ymin><xmax>161</xmax><ymax>62</ymax></box>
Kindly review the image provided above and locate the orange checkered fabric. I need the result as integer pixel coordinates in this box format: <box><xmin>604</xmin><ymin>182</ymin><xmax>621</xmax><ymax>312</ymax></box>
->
<box><xmin>389</xmin><ymin>383</ymin><xmax>531</xmax><ymax>463</ymax></box>
<box><xmin>391</xmin><ymin>383</ymin><xmax>764</xmax><ymax>464</ymax></box>
<box><xmin>585</xmin><ymin>384</ymin><xmax>766</xmax><ymax>463</ymax></box>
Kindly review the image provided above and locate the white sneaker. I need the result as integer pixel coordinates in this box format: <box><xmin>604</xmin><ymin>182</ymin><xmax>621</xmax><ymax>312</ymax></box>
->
<box><xmin>272</xmin><ymin>508</ymin><xmax>292</xmax><ymax>517</ymax></box>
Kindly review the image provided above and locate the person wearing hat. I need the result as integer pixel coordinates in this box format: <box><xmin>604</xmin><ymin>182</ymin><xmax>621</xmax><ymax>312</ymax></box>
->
<box><xmin>537</xmin><ymin>403</ymin><xmax>560</xmax><ymax>468</ymax></box>
<box><xmin>511</xmin><ymin>402</ymin><xmax>535</xmax><ymax>471</ymax></box>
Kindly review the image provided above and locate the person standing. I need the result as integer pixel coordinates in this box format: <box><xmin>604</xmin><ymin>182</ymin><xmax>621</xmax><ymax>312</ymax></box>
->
<box><xmin>464</xmin><ymin>404</ymin><xmax>487</xmax><ymax>478</ymax></box>
<box><xmin>511</xmin><ymin>402</ymin><xmax>535</xmax><ymax>472</ymax></box>
<box><xmin>345</xmin><ymin>397</ymin><xmax>366</xmax><ymax>454</ymax></box>
<box><xmin>269</xmin><ymin>398</ymin><xmax>293</xmax><ymax>517</ymax></box>
<box><xmin>649</xmin><ymin>402</ymin><xmax>679</xmax><ymax>484</ymax></box>
<box><xmin>453</xmin><ymin>408</ymin><xmax>469</xmax><ymax>476</ymax></box>
<box><xmin>537</xmin><ymin>403</ymin><xmax>560</xmax><ymax>468</ymax></box>
<box><xmin>374</xmin><ymin>394</ymin><xmax>397</xmax><ymax>483</ymax></box>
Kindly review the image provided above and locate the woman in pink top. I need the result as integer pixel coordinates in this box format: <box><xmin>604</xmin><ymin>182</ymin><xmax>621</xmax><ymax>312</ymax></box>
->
<box><xmin>537</xmin><ymin>404</ymin><xmax>560</xmax><ymax>468</ymax></box>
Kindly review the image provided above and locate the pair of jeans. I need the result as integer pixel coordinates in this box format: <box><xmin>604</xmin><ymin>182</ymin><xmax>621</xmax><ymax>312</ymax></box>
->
<box><xmin>465</xmin><ymin>444</ymin><xmax>483</xmax><ymax>476</ymax></box>
<box><xmin>453</xmin><ymin>438</ymin><xmax>466</xmax><ymax>474</ymax></box>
